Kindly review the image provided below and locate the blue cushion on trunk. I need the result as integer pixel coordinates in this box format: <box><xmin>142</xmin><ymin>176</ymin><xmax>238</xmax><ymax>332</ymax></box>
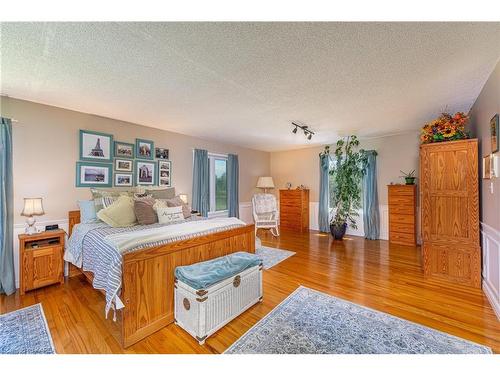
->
<box><xmin>175</xmin><ymin>251</ymin><xmax>261</xmax><ymax>290</ymax></box>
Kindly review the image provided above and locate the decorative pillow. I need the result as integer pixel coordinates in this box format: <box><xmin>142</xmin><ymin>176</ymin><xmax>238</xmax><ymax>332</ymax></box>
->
<box><xmin>90</xmin><ymin>188</ymin><xmax>132</xmax><ymax>212</ymax></box>
<box><xmin>102</xmin><ymin>196</ymin><xmax>117</xmax><ymax>208</ymax></box>
<box><xmin>78</xmin><ymin>200</ymin><xmax>98</xmax><ymax>223</ymax></box>
<box><xmin>134</xmin><ymin>192</ymin><xmax>153</xmax><ymax>200</ymax></box>
<box><xmin>145</xmin><ymin>187</ymin><xmax>176</xmax><ymax>200</ymax></box>
<box><xmin>97</xmin><ymin>195</ymin><xmax>137</xmax><ymax>227</ymax></box>
<box><xmin>157</xmin><ymin>206</ymin><xmax>184</xmax><ymax>224</ymax></box>
<box><xmin>134</xmin><ymin>198</ymin><xmax>158</xmax><ymax>225</ymax></box>
<box><xmin>163</xmin><ymin>196</ymin><xmax>191</xmax><ymax>219</ymax></box>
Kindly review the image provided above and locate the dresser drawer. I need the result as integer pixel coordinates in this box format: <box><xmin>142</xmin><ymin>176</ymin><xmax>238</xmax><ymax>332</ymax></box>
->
<box><xmin>388</xmin><ymin>205</ymin><xmax>414</xmax><ymax>215</ymax></box>
<box><xmin>389</xmin><ymin>213</ymin><xmax>415</xmax><ymax>225</ymax></box>
<box><xmin>389</xmin><ymin>231</ymin><xmax>416</xmax><ymax>245</ymax></box>
<box><xmin>388</xmin><ymin>194</ymin><xmax>415</xmax><ymax>206</ymax></box>
<box><xmin>390</xmin><ymin>222</ymin><xmax>415</xmax><ymax>234</ymax></box>
<box><xmin>388</xmin><ymin>186</ymin><xmax>416</xmax><ymax>196</ymax></box>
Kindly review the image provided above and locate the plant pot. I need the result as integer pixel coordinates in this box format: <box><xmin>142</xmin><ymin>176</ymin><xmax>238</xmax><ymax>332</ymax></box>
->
<box><xmin>330</xmin><ymin>222</ymin><xmax>348</xmax><ymax>240</ymax></box>
<box><xmin>404</xmin><ymin>177</ymin><xmax>416</xmax><ymax>185</ymax></box>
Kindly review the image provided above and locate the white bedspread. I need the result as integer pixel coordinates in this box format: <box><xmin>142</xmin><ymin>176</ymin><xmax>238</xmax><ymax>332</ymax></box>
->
<box><xmin>103</xmin><ymin>217</ymin><xmax>246</xmax><ymax>254</ymax></box>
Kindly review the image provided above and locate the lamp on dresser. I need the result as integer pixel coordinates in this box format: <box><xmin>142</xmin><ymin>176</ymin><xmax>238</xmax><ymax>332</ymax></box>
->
<box><xmin>21</xmin><ymin>197</ymin><xmax>45</xmax><ymax>235</ymax></box>
<box><xmin>256</xmin><ymin>176</ymin><xmax>275</xmax><ymax>193</ymax></box>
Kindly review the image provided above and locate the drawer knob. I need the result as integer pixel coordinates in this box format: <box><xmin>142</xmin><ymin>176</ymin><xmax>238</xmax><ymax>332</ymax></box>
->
<box><xmin>183</xmin><ymin>298</ymin><xmax>191</xmax><ymax>311</ymax></box>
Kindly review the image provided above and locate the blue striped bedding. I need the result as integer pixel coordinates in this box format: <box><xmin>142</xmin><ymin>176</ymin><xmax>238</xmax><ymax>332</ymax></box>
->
<box><xmin>64</xmin><ymin>217</ymin><xmax>245</xmax><ymax>318</ymax></box>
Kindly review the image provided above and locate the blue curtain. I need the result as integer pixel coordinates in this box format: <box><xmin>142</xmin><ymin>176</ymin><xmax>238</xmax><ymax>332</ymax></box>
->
<box><xmin>363</xmin><ymin>150</ymin><xmax>380</xmax><ymax>240</ymax></box>
<box><xmin>319</xmin><ymin>153</ymin><xmax>330</xmax><ymax>232</ymax></box>
<box><xmin>0</xmin><ymin>117</ymin><xmax>15</xmax><ymax>295</ymax></box>
<box><xmin>192</xmin><ymin>149</ymin><xmax>210</xmax><ymax>217</ymax></box>
<box><xmin>227</xmin><ymin>154</ymin><xmax>239</xmax><ymax>218</ymax></box>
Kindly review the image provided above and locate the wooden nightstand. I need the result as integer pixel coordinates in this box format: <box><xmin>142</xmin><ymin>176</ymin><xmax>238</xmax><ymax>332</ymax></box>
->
<box><xmin>19</xmin><ymin>229</ymin><xmax>65</xmax><ymax>295</ymax></box>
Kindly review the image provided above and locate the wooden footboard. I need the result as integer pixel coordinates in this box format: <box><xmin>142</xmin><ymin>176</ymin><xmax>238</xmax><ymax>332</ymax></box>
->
<box><xmin>67</xmin><ymin>210</ymin><xmax>255</xmax><ymax>348</ymax></box>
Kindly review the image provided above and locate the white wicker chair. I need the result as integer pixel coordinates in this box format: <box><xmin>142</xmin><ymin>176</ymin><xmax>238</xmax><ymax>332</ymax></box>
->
<box><xmin>252</xmin><ymin>193</ymin><xmax>279</xmax><ymax>237</ymax></box>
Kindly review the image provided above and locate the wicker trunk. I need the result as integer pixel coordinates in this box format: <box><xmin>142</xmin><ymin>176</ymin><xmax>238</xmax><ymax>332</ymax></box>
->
<box><xmin>174</xmin><ymin>265</ymin><xmax>263</xmax><ymax>344</ymax></box>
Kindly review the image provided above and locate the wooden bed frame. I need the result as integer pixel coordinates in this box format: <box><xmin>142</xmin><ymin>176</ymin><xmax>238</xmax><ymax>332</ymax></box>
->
<box><xmin>67</xmin><ymin>210</ymin><xmax>255</xmax><ymax>348</ymax></box>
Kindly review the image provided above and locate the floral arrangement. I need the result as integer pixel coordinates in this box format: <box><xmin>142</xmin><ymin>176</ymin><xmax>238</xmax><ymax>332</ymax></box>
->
<box><xmin>420</xmin><ymin>112</ymin><xmax>470</xmax><ymax>144</ymax></box>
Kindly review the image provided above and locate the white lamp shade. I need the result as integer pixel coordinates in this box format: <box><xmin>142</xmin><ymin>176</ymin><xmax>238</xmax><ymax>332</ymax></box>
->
<box><xmin>256</xmin><ymin>177</ymin><xmax>275</xmax><ymax>189</ymax></box>
<box><xmin>21</xmin><ymin>198</ymin><xmax>45</xmax><ymax>217</ymax></box>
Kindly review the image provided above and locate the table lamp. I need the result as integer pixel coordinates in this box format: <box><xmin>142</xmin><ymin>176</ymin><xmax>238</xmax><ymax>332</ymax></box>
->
<box><xmin>21</xmin><ymin>197</ymin><xmax>45</xmax><ymax>235</ymax></box>
<box><xmin>256</xmin><ymin>177</ymin><xmax>275</xmax><ymax>193</ymax></box>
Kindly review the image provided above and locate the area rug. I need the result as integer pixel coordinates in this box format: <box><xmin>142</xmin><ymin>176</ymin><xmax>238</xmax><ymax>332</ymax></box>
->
<box><xmin>225</xmin><ymin>286</ymin><xmax>492</xmax><ymax>354</ymax></box>
<box><xmin>0</xmin><ymin>303</ymin><xmax>56</xmax><ymax>354</ymax></box>
<box><xmin>256</xmin><ymin>246</ymin><xmax>296</xmax><ymax>270</ymax></box>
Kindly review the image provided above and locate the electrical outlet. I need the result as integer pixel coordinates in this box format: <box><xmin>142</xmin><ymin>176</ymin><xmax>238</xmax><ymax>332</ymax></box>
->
<box><xmin>490</xmin><ymin>181</ymin><xmax>494</xmax><ymax>194</ymax></box>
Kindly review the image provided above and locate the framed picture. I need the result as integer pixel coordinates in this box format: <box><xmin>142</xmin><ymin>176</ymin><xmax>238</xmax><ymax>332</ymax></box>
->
<box><xmin>155</xmin><ymin>147</ymin><xmax>169</xmax><ymax>159</ymax></box>
<box><xmin>483</xmin><ymin>155</ymin><xmax>492</xmax><ymax>179</ymax></box>
<box><xmin>135</xmin><ymin>160</ymin><xmax>156</xmax><ymax>186</ymax></box>
<box><xmin>135</xmin><ymin>138</ymin><xmax>154</xmax><ymax>160</ymax></box>
<box><xmin>79</xmin><ymin>130</ymin><xmax>113</xmax><ymax>162</ymax></box>
<box><xmin>158</xmin><ymin>160</ymin><xmax>172</xmax><ymax>187</ymax></box>
<box><xmin>115</xmin><ymin>158</ymin><xmax>133</xmax><ymax>172</ymax></box>
<box><xmin>76</xmin><ymin>162</ymin><xmax>112</xmax><ymax>187</ymax></box>
<box><xmin>491</xmin><ymin>114</ymin><xmax>499</xmax><ymax>154</ymax></box>
<box><xmin>114</xmin><ymin>173</ymin><xmax>133</xmax><ymax>187</ymax></box>
<box><xmin>114</xmin><ymin>141</ymin><xmax>134</xmax><ymax>159</ymax></box>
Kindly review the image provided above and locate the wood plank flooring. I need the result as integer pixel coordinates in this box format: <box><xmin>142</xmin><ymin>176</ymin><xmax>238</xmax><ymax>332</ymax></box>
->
<box><xmin>1</xmin><ymin>229</ymin><xmax>499</xmax><ymax>353</ymax></box>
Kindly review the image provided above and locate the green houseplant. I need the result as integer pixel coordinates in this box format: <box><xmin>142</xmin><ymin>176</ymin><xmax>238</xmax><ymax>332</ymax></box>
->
<box><xmin>322</xmin><ymin>136</ymin><xmax>367</xmax><ymax>240</ymax></box>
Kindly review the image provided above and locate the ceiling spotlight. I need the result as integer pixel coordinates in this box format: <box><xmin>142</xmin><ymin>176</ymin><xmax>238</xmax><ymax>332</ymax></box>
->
<box><xmin>291</xmin><ymin>121</ymin><xmax>315</xmax><ymax>141</ymax></box>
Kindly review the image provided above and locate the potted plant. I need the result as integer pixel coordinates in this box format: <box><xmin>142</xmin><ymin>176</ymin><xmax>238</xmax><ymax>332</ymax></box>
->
<box><xmin>323</xmin><ymin>136</ymin><xmax>367</xmax><ymax>240</ymax></box>
<box><xmin>400</xmin><ymin>170</ymin><xmax>416</xmax><ymax>185</ymax></box>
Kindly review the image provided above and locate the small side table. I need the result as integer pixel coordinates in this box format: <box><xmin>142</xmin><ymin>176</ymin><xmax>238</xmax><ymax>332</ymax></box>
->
<box><xmin>19</xmin><ymin>229</ymin><xmax>65</xmax><ymax>295</ymax></box>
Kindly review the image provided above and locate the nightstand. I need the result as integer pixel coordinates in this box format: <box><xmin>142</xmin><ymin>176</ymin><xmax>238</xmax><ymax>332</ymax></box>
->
<box><xmin>19</xmin><ymin>229</ymin><xmax>65</xmax><ymax>295</ymax></box>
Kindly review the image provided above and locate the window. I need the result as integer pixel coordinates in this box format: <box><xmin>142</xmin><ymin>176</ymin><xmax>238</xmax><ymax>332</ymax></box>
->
<box><xmin>208</xmin><ymin>153</ymin><xmax>228</xmax><ymax>215</ymax></box>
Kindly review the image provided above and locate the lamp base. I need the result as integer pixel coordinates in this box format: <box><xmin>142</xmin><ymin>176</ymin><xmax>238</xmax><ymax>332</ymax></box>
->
<box><xmin>25</xmin><ymin>216</ymin><xmax>37</xmax><ymax>235</ymax></box>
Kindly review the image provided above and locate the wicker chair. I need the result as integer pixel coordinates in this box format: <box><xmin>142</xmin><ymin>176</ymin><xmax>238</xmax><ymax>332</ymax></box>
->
<box><xmin>252</xmin><ymin>193</ymin><xmax>279</xmax><ymax>237</ymax></box>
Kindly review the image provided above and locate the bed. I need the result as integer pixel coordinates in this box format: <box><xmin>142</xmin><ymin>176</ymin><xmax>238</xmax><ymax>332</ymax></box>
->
<box><xmin>66</xmin><ymin>210</ymin><xmax>255</xmax><ymax>348</ymax></box>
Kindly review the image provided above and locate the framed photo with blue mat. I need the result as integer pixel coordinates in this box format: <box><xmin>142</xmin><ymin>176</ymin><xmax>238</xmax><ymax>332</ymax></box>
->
<box><xmin>79</xmin><ymin>130</ymin><xmax>113</xmax><ymax>162</ymax></box>
<box><xmin>136</xmin><ymin>138</ymin><xmax>154</xmax><ymax>160</ymax></box>
<box><xmin>135</xmin><ymin>160</ymin><xmax>156</xmax><ymax>186</ymax></box>
<box><xmin>114</xmin><ymin>141</ymin><xmax>134</xmax><ymax>159</ymax></box>
<box><xmin>76</xmin><ymin>161</ymin><xmax>112</xmax><ymax>187</ymax></box>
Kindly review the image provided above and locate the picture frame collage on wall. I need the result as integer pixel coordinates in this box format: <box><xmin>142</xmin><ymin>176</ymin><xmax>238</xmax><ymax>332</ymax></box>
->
<box><xmin>76</xmin><ymin>129</ymin><xmax>171</xmax><ymax>188</ymax></box>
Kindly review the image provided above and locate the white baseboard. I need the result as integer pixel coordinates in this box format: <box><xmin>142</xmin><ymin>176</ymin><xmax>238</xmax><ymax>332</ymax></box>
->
<box><xmin>481</xmin><ymin>222</ymin><xmax>500</xmax><ymax>321</ymax></box>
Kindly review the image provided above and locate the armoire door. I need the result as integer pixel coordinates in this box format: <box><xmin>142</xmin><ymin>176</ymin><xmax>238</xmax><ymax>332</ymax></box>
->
<box><xmin>420</xmin><ymin>139</ymin><xmax>481</xmax><ymax>288</ymax></box>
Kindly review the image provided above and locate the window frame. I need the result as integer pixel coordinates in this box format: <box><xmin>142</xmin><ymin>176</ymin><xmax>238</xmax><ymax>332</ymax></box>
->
<box><xmin>208</xmin><ymin>152</ymin><xmax>228</xmax><ymax>217</ymax></box>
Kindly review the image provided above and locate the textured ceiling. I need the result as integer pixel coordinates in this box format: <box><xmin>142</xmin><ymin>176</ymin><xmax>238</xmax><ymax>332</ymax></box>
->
<box><xmin>1</xmin><ymin>22</ymin><xmax>499</xmax><ymax>151</ymax></box>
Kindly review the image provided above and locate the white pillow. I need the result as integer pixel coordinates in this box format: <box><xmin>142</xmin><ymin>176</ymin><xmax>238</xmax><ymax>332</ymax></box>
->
<box><xmin>157</xmin><ymin>206</ymin><xmax>184</xmax><ymax>224</ymax></box>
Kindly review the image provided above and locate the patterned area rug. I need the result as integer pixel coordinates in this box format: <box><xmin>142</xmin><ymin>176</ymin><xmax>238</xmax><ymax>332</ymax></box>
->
<box><xmin>256</xmin><ymin>246</ymin><xmax>296</xmax><ymax>270</ymax></box>
<box><xmin>0</xmin><ymin>303</ymin><xmax>56</xmax><ymax>354</ymax></box>
<box><xmin>225</xmin><ymin>286</ymin><xmax>492</xmax><ymax>354</ymax></box>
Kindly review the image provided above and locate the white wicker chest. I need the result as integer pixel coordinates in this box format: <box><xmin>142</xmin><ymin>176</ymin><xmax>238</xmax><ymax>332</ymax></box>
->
<box><xmin>174</xmin><ymin>253</ymin><xmax>263</xmax><ymax>344</ymax></box>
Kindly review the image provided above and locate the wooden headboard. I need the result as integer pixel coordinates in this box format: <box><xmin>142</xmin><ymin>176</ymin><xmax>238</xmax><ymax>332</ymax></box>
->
<box><xmin>68</xmin><ymin>210</ymin><xmax>81</xmax><ymax>236</ymax></box>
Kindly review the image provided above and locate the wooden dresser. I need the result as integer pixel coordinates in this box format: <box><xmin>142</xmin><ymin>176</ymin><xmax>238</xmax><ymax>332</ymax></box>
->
<box><xmin>279</xmin><ymin>189</ymin><xmax>309</xmax><ymax>232</ymax></box>
<box><xmin>420</xmin><ymin>139</ymin><xmax>480</xmax><ymax>288</ymax></box>
<box><xmin>388</xmin><ymin>185</ymin><xmax>417</xmax><ymax>246</ymax></box>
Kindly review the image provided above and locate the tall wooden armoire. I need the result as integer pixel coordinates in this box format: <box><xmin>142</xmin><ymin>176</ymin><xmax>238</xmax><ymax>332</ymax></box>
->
<box><xmin>420</xmin><ymin>139</ymin><xmax>481</xmax><ymax>288</ymax></box>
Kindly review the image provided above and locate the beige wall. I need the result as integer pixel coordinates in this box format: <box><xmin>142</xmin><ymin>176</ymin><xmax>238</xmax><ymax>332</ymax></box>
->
<box><xmin>1</xmin><ymin>97</ymin><xmax>270</xmax><ymax>224</ymax></box>
<box><xmin>269</xmin><ymin>132</ymin><xmax>421</xmax><ymax>205</ymax></box>
<box><xmin>469</xmin><ymin>60</ymin><xmax>500</xmax><ymax>231</ymax></box>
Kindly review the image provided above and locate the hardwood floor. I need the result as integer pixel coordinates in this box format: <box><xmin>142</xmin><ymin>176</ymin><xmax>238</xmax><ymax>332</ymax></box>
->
<box><xmin>1</xmin><ymin>229</ymin><xmax>499</xmax><ymax>353</ymax></box>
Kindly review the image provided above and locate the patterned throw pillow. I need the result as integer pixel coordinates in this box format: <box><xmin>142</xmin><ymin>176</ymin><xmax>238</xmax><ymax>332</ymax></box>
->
<box><xmin>163</xmin><ymin>196</ymin><xmax>191</xmax><ymax>219</ymax></box>
<box><xmin>102</xmin><ymin>196</ymin><xmax>117</xmax><ymax>208</ymax></box>
<box><xmin>90</xmin><ymin>188</ymin><xmax>132</xmax><ymax>212</ymax></box>
<box><xmin>157</xmin><ymin>206</ymin><xmax>184</xmax><ymax>224</ymax></box>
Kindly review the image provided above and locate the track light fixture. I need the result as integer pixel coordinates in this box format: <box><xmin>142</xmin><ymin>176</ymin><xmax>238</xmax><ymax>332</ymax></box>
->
<box><xmin>291</xmin><ymin>122</ymin><xmax>315</xmax><ymax>140</ymax></box>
